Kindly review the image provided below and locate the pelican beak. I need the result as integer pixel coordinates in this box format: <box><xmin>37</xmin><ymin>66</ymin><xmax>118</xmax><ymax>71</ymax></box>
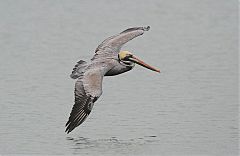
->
<box><xmin>128</xmin><ymin>55</ymin><xmax>160</xmax><ymax>73</ymax></box>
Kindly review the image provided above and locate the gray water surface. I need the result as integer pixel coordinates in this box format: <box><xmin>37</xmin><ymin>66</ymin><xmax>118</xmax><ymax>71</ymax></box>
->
<box><xmin>0</xmin><ymin>0</ymin><xmax>238</xmax><ymax>155</ymax></box>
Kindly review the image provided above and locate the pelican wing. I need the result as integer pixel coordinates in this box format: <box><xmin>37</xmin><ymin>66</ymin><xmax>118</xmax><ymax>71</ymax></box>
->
<box><xmin>95</xmin><ymin>26</ymin><xmax>150</xmax><ymax>55</ymax></box>
<box><xmin>65</xmin><ymin>68</ymin><xmax>103</xmax><ymax>133</ymax></box>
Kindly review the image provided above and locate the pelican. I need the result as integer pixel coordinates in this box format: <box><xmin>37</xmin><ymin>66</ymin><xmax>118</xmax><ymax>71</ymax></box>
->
<box><xmin>65</xmin><ymin>26</ymin><xmax>160</xmax><ymax>133</ymax></box>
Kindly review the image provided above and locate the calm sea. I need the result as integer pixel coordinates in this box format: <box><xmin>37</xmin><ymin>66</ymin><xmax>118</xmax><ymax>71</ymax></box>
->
<box><xmin>0</xmin><ymin>0</ymin><xmax>238</xmax><ymax>155</ymax></box>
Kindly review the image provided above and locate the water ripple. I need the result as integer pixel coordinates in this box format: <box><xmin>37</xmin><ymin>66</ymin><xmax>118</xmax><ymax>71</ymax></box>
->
<box><xmin>66</xmin><ymin>136</ymin><xmax>160</xmax><ymax>154</ymax></box>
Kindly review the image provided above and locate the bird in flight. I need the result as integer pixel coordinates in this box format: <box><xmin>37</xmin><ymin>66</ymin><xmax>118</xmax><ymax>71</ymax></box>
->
<box><xmin>65</xmin><ymin>26</ymin><xmax>160</xmax><ymax>133</ymax></box>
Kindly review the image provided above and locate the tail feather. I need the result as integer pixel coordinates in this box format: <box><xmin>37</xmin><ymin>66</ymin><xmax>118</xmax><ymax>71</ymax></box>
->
<box><xmin>70</xmin><ymin>60</ymin><xmax>87</xmax><ymax>79</ymax></box>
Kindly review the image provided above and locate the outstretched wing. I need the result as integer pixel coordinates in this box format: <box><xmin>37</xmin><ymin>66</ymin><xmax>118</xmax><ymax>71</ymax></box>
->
<box><xmin>93</xmin><ymin>26</ymin><xmax>150</xmax><ymax>59</ymax></box>
<box><xmin>65</xmin><ymin>68</ymin><xmax>103</xmax><ymax>133</ymax></box>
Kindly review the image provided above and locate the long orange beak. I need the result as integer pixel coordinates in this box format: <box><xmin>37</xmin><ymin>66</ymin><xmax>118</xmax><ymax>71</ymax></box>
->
<box><xmin>128</xmin><ymin>55</ymin><xmax>160</xmax><ymax>73</ymax></box>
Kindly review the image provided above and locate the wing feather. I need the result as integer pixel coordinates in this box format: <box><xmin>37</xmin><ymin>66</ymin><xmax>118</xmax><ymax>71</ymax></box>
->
<box><xmin>93</xmin><ymin>26</ymin><xmax>150</xmax><ymax>59</ymax></box>
<box><xmin>65</xmin><ymin>68</ymin><xmax>103</xmax><ymax>133</ymax></box>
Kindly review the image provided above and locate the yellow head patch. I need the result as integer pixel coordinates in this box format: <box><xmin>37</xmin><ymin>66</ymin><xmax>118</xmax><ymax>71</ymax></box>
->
<box><xmin>118</xmin><ymin>51</ymin><xmax>132</xmax><ymax>60</ymax></box>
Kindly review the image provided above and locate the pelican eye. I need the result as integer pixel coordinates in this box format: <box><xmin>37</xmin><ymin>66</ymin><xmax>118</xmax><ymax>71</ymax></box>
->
<box><xmin>123</xmin><ymin>54</ymin><xmax>133</xmax><ymax>60</ymax></box>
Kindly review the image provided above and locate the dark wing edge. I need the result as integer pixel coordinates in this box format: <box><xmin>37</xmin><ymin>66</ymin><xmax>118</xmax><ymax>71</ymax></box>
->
<box><xmin>65</xmin><ymin>68</ymin><xmax>103</xmax><ymax>134</ymax></box>
<box><xmin>120</xmin><ymin>26</ymin><xmax>150</xmax><ymax>34</ymax></box>
<box><xmin>65</xmin><ymin>80</ymin><xmax>89</xmax><ymax>133</ymax></box>
<box><xmin>65</xmin><ymin>79</ymin><xmax>99</xmax><ymax>133</ymax></box>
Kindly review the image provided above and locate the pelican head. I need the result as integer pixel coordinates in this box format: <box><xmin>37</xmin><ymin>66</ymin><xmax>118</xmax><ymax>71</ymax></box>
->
<box><xmin>118</xmin><ymin>51</ymin><xmax>160</xmax><ymax>73</ymax></box>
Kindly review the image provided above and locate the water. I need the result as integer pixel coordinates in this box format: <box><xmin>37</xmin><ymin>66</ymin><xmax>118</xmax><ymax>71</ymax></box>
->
<box><xmin>0</xmin><ymin>0</ymin><xmax>238</xmax><ymax>155</ymax></box>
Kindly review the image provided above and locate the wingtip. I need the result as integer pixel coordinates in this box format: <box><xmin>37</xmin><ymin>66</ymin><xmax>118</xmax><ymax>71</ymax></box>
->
<box><xmin>65</xmin><ymin>130</ymin><xmax>70</xmax><ymax>134</ymax></box>
<box><xmin>65</xmin><ymin>126</ymin><xmax>72</xmax><ymax>134</ymax></box>
<box><xmin>143</xmin><ymin>26</ymin><xmax>150</xmax><ymax>31</ymax></box>
<box><xmin>65</xmin><ymin>121</ymin><xmax>72</xmax><ymax>134</ymax></box>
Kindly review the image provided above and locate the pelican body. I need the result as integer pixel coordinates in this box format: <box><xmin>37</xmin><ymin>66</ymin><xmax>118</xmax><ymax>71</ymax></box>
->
<box><xmin>65</xmin><ymin>26</ymin><xmax>160</xmax><ymax>133</ymax></box>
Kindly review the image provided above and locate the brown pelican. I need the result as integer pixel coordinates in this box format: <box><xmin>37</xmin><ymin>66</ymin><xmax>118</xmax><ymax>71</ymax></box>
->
<box><xmin>65</xmin><ymin>26</ymin><xmax>160</xmax><ymax>133</ymax></box>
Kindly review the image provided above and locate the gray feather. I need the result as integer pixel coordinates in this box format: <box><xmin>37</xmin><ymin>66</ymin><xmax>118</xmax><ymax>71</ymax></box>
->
<box><xmin>66</xmin><ymin>26</ymin><xmax>150</xmax><ymax>133</ymax></box>
<box><xmin>66</xmin><ymin>66</ymin><xmax>105</xmax><ymax>133</ymax></box>
<box><xmin>70</xmin><ymin>60</ymin><xmax>88</xmax><ymax>79</ymax></box>
<box><xmin>94</xmin><ymin>26</ymin><xmax>150</xmax><ymax>59</ymax></box>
